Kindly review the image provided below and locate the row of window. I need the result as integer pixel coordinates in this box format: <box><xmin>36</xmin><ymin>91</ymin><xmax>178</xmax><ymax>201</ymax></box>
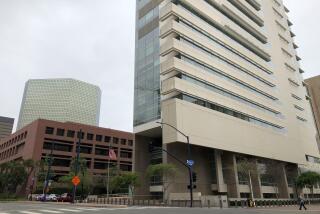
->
<box><xmin>175</xmin><ymin>0</ymin><xmax>270</xmax><ymax>62</ymax></box>
<box><xmin>0</xmin><ymin>143</ymin><xmax>25</xmax><ymax>161</ymax></box>
<box><xmin>180</xmin><ymin>55</ymin><xmax>277</xmax><ymax>102</ymax></box>
<box><xmin>177</xmin><ymin>94</ymin><xmax>284</xmax><ymax>132</ymax></box>
<box><xmin>227</xmin><ymin>0</ymin><xmax>264</xmax><ymax>27</ymax></box>
<box><xmin>203</xmin><ymin>0</ymin><xmax>267</xmax><ymax>45</ymax></box>
<box><xmin>45</xmin><ymin>127</ymin><xmax>133</xmax><ymax>146</ymax></box>
<box><xmin>306</xmin><ymin>155</ymin><xmax>320</xmax><ymax>164</ymax></box>
<box><xmin>0</xmin><ymin>131</ymin><xmax>27</xmax><ymax>150</ymax></box>
<box><xmin>42</xmin><ymin>142</ymin><xmax>132</xmax><ymax>158</ymax></box>
<box><xmin>179</xmin><ymin>35</ymin><xmax>275</xmax><ymax>90</ymax></box>
<box><xmin>41</xmin><ymin>156</ymin><xmax>132</xmax><ymax>171</ymax></box>
<box><xmin>180</xmin><ymin>74</ymin><xmax>281</xmax><ymax>118</ymax></box>
<box><xmin>179</xmin><ymin>19</ymin><xmax>271</xmax><ymax>76</ymax></box>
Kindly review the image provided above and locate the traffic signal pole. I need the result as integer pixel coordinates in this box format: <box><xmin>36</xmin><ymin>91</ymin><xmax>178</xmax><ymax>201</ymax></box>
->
<box><xmin>72</xmin><ymin>129</ymin><xmax>82</xmax><ymax>203</ymax></box>
<box><xmin>186</xmin><ymin>136</ymin><xmax>193</xmax><ymax>208</ymax></box>
<box><xmin>155</xmin><ymin>121</ymin><xmax>194</xmax><ymax>207</ymax></box>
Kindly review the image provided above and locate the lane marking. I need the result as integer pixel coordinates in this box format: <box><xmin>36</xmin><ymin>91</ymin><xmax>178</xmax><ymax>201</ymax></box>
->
<box><xmin>20</xmin><ymin>211</ymin><xmax>42</xmax><ymax>214</ymax></box>
<box><xmin>39</xmin><ymin>210</ymin><xmax>63</xmax><ymax>213</ymax></box>
<box><xmin>74</xmin><ymin>208</ymin><xmax>102</xmax><ymax>211</ymax></box>
<box><xmin>57</xmin><ymin>209</ymin><xmax>81</xmax><ymax>213</ymax></box>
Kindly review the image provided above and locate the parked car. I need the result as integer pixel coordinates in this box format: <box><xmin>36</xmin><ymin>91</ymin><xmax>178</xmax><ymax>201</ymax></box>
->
<box><xmin>47</xmin><ymin>194</ymin><xmax>58</xmax><ymax>201</ymax></box>
<box><xmin>35</xmin><ymin>194</ymin><xmax>58</xmax><ymax>201</ymax></box>
<box><xmin>36</xmin><ymin>194</ymin><xmax>45</xmax><ymax>201</ymax></box>
<box><xmin>57</xmin><ymin>193</ymin><xmax>72</xmax><ymax>202</ymax></box>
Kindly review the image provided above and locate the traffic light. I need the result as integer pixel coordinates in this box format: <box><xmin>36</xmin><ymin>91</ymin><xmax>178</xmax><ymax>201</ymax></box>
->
<box><xmin>192</xmin><ymin>172</ymin><xmax>197</xmax><ymax>183</ymax></box>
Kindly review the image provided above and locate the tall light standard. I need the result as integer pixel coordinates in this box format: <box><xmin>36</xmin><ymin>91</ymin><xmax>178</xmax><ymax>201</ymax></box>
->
<box><xmin>156</xmin><ymin>121</ymin><xmax>194</xmax><ymax>207</ymax></box>
<box><xmin>43</xmin><ymin>141</ymin><xmax>55</xmax><ymax>202</ymax></box>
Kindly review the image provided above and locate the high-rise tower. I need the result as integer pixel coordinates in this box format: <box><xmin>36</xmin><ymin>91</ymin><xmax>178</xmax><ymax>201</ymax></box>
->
<box><xmin>17</xmin><ymin>78</ymin><xmax>101</xmax><ymax>130</ymax></box>
<box><xmin>134</xmin><ymin>0</ymin><xmax>320</xmax><ymax>199</ymax></box>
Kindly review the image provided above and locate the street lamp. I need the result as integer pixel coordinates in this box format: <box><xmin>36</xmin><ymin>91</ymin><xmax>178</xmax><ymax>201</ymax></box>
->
<box><xmin>156</xmin><ymin>121</ymin><xmax>194</xmax><ymax>207</ymax></box>
<box><xmin>43</xmin><ymin>141</ymin><xmax>55</xmax><ymax>202</ymax></box>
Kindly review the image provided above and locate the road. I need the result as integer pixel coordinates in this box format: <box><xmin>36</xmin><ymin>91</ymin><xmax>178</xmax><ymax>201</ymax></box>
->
<box><xmin>0</xmin><ymin>202</ymin><xmax>320</xmax><ymax>214</ymax></box>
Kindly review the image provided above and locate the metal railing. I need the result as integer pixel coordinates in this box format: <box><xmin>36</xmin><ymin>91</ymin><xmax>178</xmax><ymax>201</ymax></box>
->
<box><xmin>228</xmin><ymin>198</ymin><xmax>320</xmax><ymax>208</ymax></box>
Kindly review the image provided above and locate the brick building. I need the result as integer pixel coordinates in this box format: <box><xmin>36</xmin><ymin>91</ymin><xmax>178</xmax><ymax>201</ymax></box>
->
<box><xmin>0</xmin><ymin>119</ymin><xmax>134</xmax><ymax>188</ymax></box>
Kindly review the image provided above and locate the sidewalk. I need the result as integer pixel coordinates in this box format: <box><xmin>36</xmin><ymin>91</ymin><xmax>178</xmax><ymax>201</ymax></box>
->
<box><xmin>252</xmin><ymin>204</ymin><xmax>320</xmax><ymax>211</ymax></box>
<box><xmin>14</xmin><ymin>201</ymin><xmax>127</xmax><ymax>208</ymax></box>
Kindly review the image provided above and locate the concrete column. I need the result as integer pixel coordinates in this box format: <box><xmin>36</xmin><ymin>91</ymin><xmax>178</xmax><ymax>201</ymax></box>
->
<box><xmin>251</xmin><ymin>160</ymin><xmax>263</xmax><ymax>199</ymax></box>
<box><xmin>221</xmin><ymin>152</ymin><xmax>240</xmax><ymax>198</ymax></box>
<box><xmin>215</xmin><ymin>150</ymin><xmax>226</xmax><ymax>193</ymax></box>
<box><xmin>133</xmin><ymin>135</ymin><xmax>152</xmax><ymax>196</ymax></box>
<box><xmin>275</xmin><ymin>163</ymin><xmax>290</xmax><ymax>198</ymax></box>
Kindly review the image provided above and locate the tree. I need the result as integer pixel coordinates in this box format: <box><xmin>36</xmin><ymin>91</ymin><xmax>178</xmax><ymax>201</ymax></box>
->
<box><xmin>58</xmin><ymin>157</ymin><xmax>93</xmax><ymax>197</ymax></box>
<box><xmin>0</xmin><ymin>160</ymin><xmax>29</xmax><ymax>194</ymax></box>
<box><xmin>109</xmin><ymin>172</ymin><xmax>139</xmax><ymax>195</ymax></box>
<box><xmin>263</xmin><ymin>160</ymin><xmax>283</xmax><ymax>199</ymax></box>
<box><xmin>237</xmin><ymin>158</ymin><xmax>257</xmax><ymax>200</ymax></box>
<box><xmin>146</xmin><ymin>163</ymin><xmax>177</xmax><ymax>200</ymax></box>
<box><xmin>296</xmin><ymin>171</ymin><xmax>320</xmax><ymax>198</ymax></box>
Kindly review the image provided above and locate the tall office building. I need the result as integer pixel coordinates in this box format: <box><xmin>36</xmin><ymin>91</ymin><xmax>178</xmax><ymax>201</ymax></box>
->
<box><xmin>0</xmin><ymin>116</ymin><xmax>14</xmax><ymax>140</ymax></box>
<box><xmin>134</xmin><ymin>0</ymin><xmax>320</xmax><ymax>199</ymax></box>
<box><xmin>17</xmin><ymin>78</ymin><xmax>101</xmax><ymax>130</ymax></box>
<box><xmin>305</xmin><ymin>75</ymin><xmax>320</xmax><ymax>153</ymax></box>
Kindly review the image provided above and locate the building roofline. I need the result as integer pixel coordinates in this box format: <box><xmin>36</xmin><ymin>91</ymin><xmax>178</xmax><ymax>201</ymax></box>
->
<box><xmin>0</xmin><ymin>116</ymin><xmax>14</xmax><ymax>124</ymax></box>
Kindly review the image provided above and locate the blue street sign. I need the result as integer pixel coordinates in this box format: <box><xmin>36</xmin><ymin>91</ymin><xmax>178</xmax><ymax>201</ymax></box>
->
<box><xmin>187</xmin><ymin>159</ymin><xmax>194</xmax><ymax>166</ymax></box>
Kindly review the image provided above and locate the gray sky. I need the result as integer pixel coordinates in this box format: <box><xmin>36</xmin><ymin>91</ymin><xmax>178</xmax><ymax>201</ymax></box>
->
<box><xmin>0</xmin><ymin>0</ymin><xmax>319</xmax><ymax>132</ymax></box>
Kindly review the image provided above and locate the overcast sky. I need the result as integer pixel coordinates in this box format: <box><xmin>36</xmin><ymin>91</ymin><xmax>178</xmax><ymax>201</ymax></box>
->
<box><xmin>0</xmin><ymin>0</ymin><xmax>319</xmax><ymax>132</ymax></box>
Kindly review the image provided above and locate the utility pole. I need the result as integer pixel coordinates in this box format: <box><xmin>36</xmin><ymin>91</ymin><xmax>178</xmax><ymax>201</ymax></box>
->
<box><xmin>43</xmin><ymin>141</ymin><xmax>54</xmax><ymax>202</ymax></box>
<box><xmin>156</xmin><ymin>121</ymin><xmax>193</xmax><ymax>207</ymax></box>
<box><xmin>72</xmin><ymin>129</ymin><xmax>82</xmax><ymax>203</ymax></box>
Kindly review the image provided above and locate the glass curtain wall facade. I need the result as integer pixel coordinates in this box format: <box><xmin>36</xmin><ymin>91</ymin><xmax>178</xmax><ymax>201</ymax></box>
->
<box><xmin>134</xmin><ymin>0</ymin><xmax>162</xmax><ymax>126</ymax></box>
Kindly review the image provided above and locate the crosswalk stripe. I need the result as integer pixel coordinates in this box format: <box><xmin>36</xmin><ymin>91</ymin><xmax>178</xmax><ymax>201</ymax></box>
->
<box><xmin>57</xmin><ymin>209</ymin><xmax>82</xmax><ymax>212</ymax></box>
<box><xmin>39</xmin><ymin>210</ymin><xmax>63</xmax><ymax>213</ymax></box>
<box><xmin>20</xmin><ymin>211</ymin><xmax>42</xmax><ymax>214</ymax></box>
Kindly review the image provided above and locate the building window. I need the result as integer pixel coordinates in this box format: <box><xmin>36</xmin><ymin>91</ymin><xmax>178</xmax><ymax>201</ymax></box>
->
<box><xmin>80</xmin><ymin>146</ymin><xmax>92</xmax><ymax>154</ymax></box>
<box><xmin>77</xmin><ymin>131</ymin><xmax>84</xmax><ymax>139</ymax></box>
<box><xmin>24</xmin><ymin>131</ymin><xmax>28</xmax><ymax>139</ymax></box>
<box><xmin>45</xmin><ymin>127</ymin><xmax>54</xmax><ymax>135</ymax></box>
<box><xmin>128</xmin><ymin>140</ymin><xmax>133</xmax><ymax>146</ymax></box>
<box><xmin>120</xmin><ymin>139</ymin><xmax>126</xmax><ymax>145</ymax></box>
<box><xmin>87</xmin><ymin>133</ymin><xmax>94</xmax><ymax>141</ymax></box>
<box><xmin>120</xmin><ymin>151</ymin><xmax>132</xmax><ymax>158</ymax></box>
<box><xmin>96</xmin><ymin>135</ymin><xmax>102</xmax><ymax>142</ymax></box>
<box><xmin>67</xmin><ymin>130</ymin><xmax>75</xmax><ymax>138</ymax></box>
<box><xmin>113</xmin><ymin>137</ymin><xmax>119</xmax><ymax>144</ymax></box>
<box><xmin>120</xmin><ymin>164</ymin><xmax>132</xmax><ymax>171</ymax></box>
<box><xmin>56</xmin><ymin>128</ymin><xmax>65</xmax><ymax>136</ymax></box>
<box><xmin>104</xmin><ymin>136</ymin><xmax>111</xmax><ymax>142</ymax></box>
<box><xmin>95</xmin><ymin>148</ymin><xmax>107</xmax><ymax>156</ymax></box>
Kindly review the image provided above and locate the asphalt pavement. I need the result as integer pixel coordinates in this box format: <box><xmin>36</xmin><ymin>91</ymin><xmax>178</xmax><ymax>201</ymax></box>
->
<box><xmin>0</xmin><ymin>202</ymin><xmax>320</xmax><ymax>214</ymax></box>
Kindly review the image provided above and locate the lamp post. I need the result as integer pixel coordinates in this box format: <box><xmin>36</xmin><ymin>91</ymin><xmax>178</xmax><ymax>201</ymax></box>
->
<box><xmin>43</xmin><ymin>141</ymin><xmax>55</xmax><ymax>202</ymax></box>
<box><xmin>156</xmin><ymin>121</ymin><xmax>193</xmax><ymax>207</ymax></box>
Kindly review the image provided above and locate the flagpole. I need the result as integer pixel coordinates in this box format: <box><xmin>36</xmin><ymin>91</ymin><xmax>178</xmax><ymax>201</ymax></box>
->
<box><xmin>106</xmin><ymin>141</ymin><xmax>111</xmax><ymax>199</ymax></box>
